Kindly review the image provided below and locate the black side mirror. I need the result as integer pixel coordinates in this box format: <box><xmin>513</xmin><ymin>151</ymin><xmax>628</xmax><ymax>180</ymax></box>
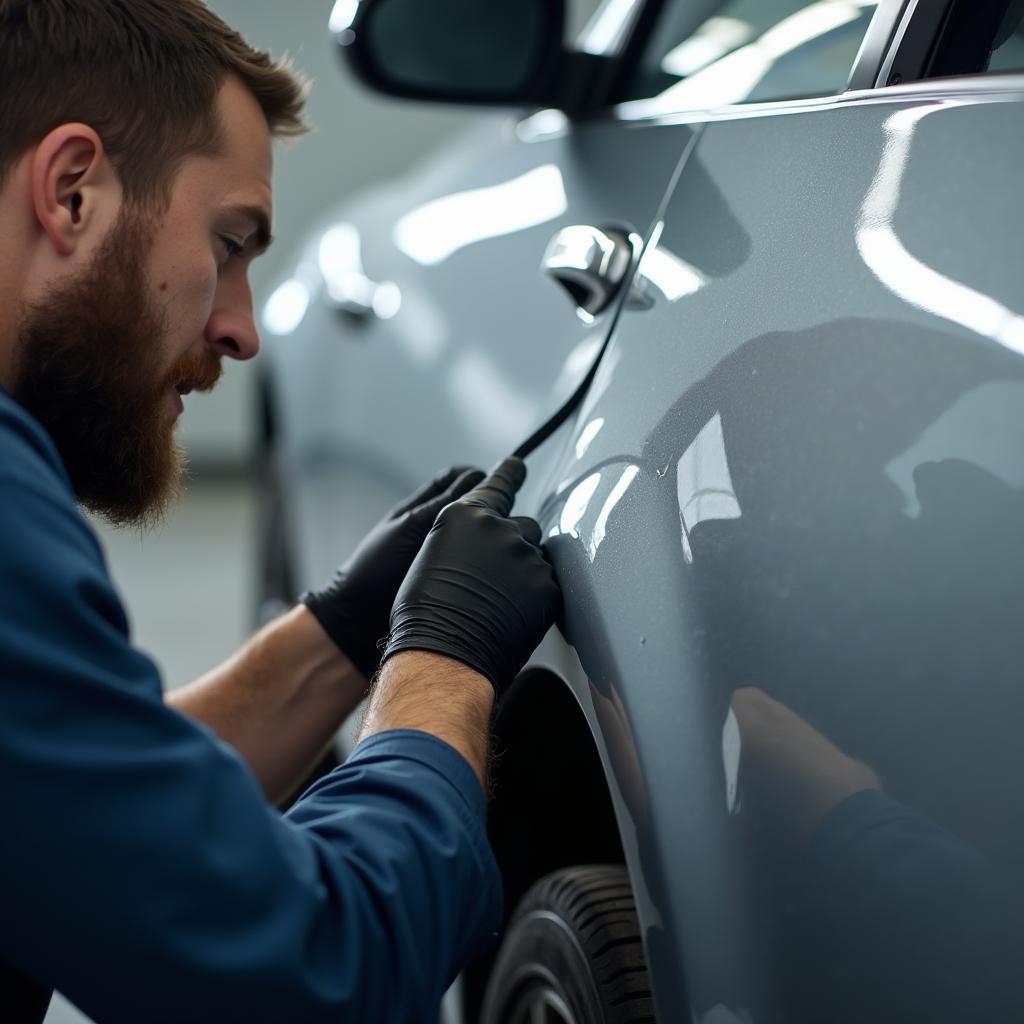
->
<box><xmin>331</xmin><ymin>0</ymin><xmax>566</xmax><ymax>106</ymax></box>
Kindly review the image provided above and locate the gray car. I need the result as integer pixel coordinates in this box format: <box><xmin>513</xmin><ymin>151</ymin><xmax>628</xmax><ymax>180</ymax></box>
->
<box><xmin>258</xmin><ymin>0</ymin><xmax>1024</xmax><ymax>1020</ymax></box>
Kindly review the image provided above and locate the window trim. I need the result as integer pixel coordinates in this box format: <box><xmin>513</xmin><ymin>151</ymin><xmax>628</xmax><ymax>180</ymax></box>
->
<box><xmin>875</xmin><ymin>0</ymin><xmax>950</xmax><ymax>85</ymax></box>
<box><xmin>848</xmin><ymin>0</ymin><xmax>912</xmax><ymax>89</ymax></box>
<box><xmin>876</xmin><ymin>0</ymin><xmax>1020</xmax><ymax>86</ymax></box>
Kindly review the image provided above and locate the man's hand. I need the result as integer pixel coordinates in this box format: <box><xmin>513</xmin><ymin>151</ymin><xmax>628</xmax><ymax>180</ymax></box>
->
<box><xmin>382</xmin><ymin>456</ymin><xmax>562</xmax><ymax>691</ymax></box>
<box><xmin>301</xmin><ymin>466</ymin><xmax>485</xmax><ymax>680</ymax></box>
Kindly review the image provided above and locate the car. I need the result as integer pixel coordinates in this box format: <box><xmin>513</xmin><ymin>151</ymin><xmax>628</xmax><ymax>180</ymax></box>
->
<box><xmin>257</xmin><ymin>0</ymin><xmax>1024</xmax><ymax>1020</ymax></box>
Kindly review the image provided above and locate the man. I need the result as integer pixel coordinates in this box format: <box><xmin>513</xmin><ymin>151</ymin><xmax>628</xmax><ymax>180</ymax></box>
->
<box><xmin>0</xmin><ymin>2</ymin><xmax>560</xmax><ymax>1022</ymax></box>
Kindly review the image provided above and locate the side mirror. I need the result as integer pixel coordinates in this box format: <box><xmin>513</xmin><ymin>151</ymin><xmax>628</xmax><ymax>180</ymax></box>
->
<box><xmin>331</xmin><ymin>0</ymin><xmax>567</xmax><ymax>106</ymax></box>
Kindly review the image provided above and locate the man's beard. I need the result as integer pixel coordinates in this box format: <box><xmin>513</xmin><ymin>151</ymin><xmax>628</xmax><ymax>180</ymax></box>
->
<box><xmin>12</xmin><ymin>209</ymin><xmax>222</xmax><ymax>528</ymax></box>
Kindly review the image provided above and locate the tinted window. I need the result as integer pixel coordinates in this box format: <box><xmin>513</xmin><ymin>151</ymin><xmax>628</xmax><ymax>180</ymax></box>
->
<box><xmin>911</xmin><ymin>0</ymin><xmax>1024</xmax><ymax>83</ymax></box>
<box><xmin>988</xmin><ymin>4</ymin><xmax>1024</xmax><ymax>71</ymax></box>
<box><xmin>619</xmin><ymin>0</ymin><xmax>878</xmax><ymax>108</ymax></box>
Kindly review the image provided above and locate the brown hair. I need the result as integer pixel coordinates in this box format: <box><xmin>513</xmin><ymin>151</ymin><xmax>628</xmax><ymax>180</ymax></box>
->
<box><xmin>0</xmin><ymin>0</ymin><xmax>309</xmax><ymax>204</ymax></box>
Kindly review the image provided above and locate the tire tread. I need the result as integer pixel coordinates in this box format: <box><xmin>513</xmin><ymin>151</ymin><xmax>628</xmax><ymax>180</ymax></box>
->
<box><xmin>517</xmin><ymin>865</ymin><xmax>656</xmax><ymax>1024</ymax></box>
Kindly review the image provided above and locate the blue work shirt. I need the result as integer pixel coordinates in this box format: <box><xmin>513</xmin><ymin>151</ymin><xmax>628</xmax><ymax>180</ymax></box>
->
<box><xmin>0</xmin><ymin>387</ymin><xmax>502</xmax><ymax>1023</ymax></box>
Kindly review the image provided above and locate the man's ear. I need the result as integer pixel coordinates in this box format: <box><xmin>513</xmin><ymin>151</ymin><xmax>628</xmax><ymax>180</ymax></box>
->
<box><xmin>30</xmin><ymin>124</ymin><xmax>120</xmax><ymax>258</ymax></box>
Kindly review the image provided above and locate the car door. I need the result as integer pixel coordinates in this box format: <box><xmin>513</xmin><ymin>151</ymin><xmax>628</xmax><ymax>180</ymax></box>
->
<box><xmin>261</xmin><ymin>0</ymin><xmax>705</xmax><ymax>593</ymax></box>
<box><xmin>530</xmin><ymin>0</ymin><xmax>1024</xmax><ymax>1020</ymax></box>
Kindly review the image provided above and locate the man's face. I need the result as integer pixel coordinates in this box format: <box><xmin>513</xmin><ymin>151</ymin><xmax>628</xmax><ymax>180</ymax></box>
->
<box><xmin>13</xmin><ymin>76</ymin><xmax>273</xmax><ymax>526</ymax></box>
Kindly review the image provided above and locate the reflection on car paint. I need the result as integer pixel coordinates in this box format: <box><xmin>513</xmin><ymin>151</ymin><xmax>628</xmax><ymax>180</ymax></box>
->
<box><xmin>318</xmin><ymin>223</ymin><xmax>362</xmax><ymax>297</ymax></box>
<box><xmin>662</xmin><ymin>16</ymin><xmax>753</xmax><ymax>78</ymax></box>
<box><xmin>858</xmin><ymin>103</ymin><xmax>1024</xmax><ymax>356</ymax></box>
<box><xmin>676</xmin><ymin>412</ymin><xmax>741</xmax><ymax>563</ymax></box>
<box><xmin>328</xmin><ymin>0</ymin><xmax>358</xmax><ymax>34</ymax></box>
<box><xmin>318</xmin><ymin>222</ymin><xmax>402</xmax><ymax>319</ymax></box>
<box><xmin>590</xmin><ymin>464</ymin><xmax>639</xmax><ymax>560</ymax></box>
<box><xmin>546</xmin><ymin>462</ymin><xmax>641</xmax><ymax>560</ymax></box>
<box><xmin>263</xmin><ymin>277</ymin><xmax>314</xmax><ymax>336</ymax></box>
<box><xmin>636</xmin><ymin>220</ymin><xmax>708</xmax><ymax>302</ymax></box>
<box><xmin>699</xmin><ymin>1003</ymin><xmax>754</xmax><ymax>1024</ymax></box>
<box><xmin>884</xmin><ymin>380</ymin><xmax>1024</xmax><ymax>518</ymax></box>
<box><xmin>269</xmin><ymin>4</ymin><xmax>1024</xmax><ymax>1015</ymax></box>
<box><xmin>574</xmin><ymin>344</ymin><xmax>622</xmax><ymax>427</ymax></box>
<box><xmin>574</xmin><ymin>417</ymin><xmax>605</xmax><ymax>459</ymax></box>
<box><xmin>514</xmin><ymin>108</ymin><xmax>570</xmax><ymax>143</ymax></box>
<box><xmin>721</xmin><ymin>707</ymin><xmax>742</xmax><ymax>814</ymax></box>
<box><xmin>580</xmin><ymin>0</ymin><xmax>645</xmax><ymax>56</ymax></box>
<box><xmin>621</xmin><ymin>0</ymin><xmax>877</xmax><ymax>117</ymax></box>
<box><xmin>445</xmin><ymin>349</ymin><xmax>540</xmax><ymax>448</ymax></box>
<box><xmin>548</xmin><ymin>290</ymin><xmax>1024</xmax><ymax>1017</ymax></box>
<box><xmin>556</xmin><ymin>471</ymin><xmax>602</xmax><ymax>540</ymax></box>
<box><xmin>554</xmin><ymin>337</ymin><xmax>605</xmax><ymax>402</ymax></box>
<box><xmin>730</xmin><ymin>686</ymin><xmax>1023</xmax><ymax>1020</ymax></box>
<box><xmin>391</xmin><ymin>279</ymin><xmax>448</xmax><ymax>365</ymax></box>
<box><xmin>392</xmin><ymin>164</ymin><xmax>568</xmax><ymax>266</ymax></box>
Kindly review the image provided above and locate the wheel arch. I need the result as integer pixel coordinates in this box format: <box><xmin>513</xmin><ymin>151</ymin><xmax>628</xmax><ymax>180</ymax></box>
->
<box><xmin>489</xmin><ymin>668</ymin><xmax>626</xmax><ymax>911</ymax></box>
<box><xmin>462</xmin><ymin>668</ymin><xmax>627</xmax><ymax>1016</ymax></box>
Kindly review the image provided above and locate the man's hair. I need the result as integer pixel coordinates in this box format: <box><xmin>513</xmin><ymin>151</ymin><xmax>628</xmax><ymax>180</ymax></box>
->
<box><xmin>0</xmin><ymin>0</ymin><xmax>309</xmax><ymax>203</ymax></box>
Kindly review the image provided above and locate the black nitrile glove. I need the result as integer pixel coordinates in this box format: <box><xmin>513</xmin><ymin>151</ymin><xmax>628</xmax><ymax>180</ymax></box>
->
<box><xmin>382</xmin><ymin>456</ymin><xmax>562</xmax><ymax>691</ymax></box>
<box><xmin>301</xmin><ymin>466</ymin><xmax>485</xmax><ymax>679</ymax></box>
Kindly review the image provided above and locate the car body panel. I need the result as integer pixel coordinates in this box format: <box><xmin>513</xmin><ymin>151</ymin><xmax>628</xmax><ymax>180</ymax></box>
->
<box><xmin>265</xmin><ymin>0</ymin><xmax>1024</xmax><ymax>1018</ymax></box>
<box><xmin>264</xmin><ymin>112</ymin><xmax>696</xmax><ymax>590</ymax></box>
<box><xmin>531</xmin><ymin>83</ymin><xmax>1024</xmax><ymax>1021</ymax></box>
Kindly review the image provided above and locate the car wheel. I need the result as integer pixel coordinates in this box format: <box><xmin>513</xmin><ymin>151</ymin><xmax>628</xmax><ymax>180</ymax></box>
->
<box><xmin>481</xmin><ymin>865</ymin><xmax>656</xmax><ymax>1024</ymax></box>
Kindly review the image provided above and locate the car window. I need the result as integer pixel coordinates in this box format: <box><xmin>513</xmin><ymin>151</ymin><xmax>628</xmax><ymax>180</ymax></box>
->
<box><xmin>896</xmin><ymin>0</ymin><xmax>1024</xmax><ymax>86</ymax></box>
<box><xmin>987</xmin><ymin>4</ymin><xmax>1024</xmax><ymax>72</ymax></box>
<box><xmin>617</xmin><ymin>0</ymin><xmax>879</xmax><ymax>108</ymax></box>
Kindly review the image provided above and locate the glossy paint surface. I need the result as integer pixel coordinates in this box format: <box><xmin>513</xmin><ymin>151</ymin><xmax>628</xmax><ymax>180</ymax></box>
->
<box><xmin>533</xmin><ymin>85</ymin><xmax>1024</xmax><ymax>1021</ymax></box>
<box><xmin>264</xmin><ymin>112</ymin><xmax>691</xmax><ymax>589</ymax></box>
<box><xmin>268</xmin><ymin>6</ymin><xmax>1024</xmax><ymax>1021</ymax></box>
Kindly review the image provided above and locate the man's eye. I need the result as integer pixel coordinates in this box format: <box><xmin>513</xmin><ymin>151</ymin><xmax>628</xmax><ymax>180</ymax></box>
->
<box><xmin>219</xmin><ymin>236</ymin><xmax>244</xmax><ymax>260</ymax></box>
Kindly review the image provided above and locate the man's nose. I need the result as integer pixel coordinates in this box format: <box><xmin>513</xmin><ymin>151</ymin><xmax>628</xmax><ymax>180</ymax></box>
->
<box><xmin>204</xmin><ymin>290</ymin><xmax>261</xmax><ymax>361</ymax></box>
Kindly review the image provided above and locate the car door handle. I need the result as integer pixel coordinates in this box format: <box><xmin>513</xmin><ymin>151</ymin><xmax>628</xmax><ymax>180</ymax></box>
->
<box><xmin>542</xmin><ymin>225</ymin><xmax>638</xmax><ymax>317</ymax></box>
<box><xmin>319</xmin><ymin>223</ymin><xmax>402</xmax><ymax>325</ymax></box>
<box><xmin>325</xmin><ymin>271</ymin><xmax>402</xmax><ymax>324</ymax></box>
<box><xmin>326</xmin><ymin>270</ymin><xmax>379</xmax><ymax>320</ymax></box>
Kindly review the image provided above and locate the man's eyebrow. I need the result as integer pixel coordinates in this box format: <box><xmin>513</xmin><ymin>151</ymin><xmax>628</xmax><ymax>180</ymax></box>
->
<box><xmin>228</xmin><ymin>204</ymin><xmax>274</xmax><ymax>253</ymax></box>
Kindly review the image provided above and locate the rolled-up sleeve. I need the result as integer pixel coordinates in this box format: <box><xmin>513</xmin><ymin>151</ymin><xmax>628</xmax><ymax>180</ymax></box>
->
<box><xmin>0</xmin><ymin>477</ymin><xmax>501</xmax><ymax>1024</ymax></box>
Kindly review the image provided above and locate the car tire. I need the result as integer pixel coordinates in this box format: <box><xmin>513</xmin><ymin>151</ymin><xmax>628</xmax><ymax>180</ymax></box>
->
<box><xmin>481</xmin><ymin>865</ymin><xmax>656</xmax><ymax>1024</ymax></box>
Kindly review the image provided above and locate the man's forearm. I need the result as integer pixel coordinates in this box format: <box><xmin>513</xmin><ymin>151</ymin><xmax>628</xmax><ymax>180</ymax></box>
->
<box><xmin>358</xmin><ymin>651</ymin><xmax>494</xmax><ymax>788</ymax></box>
<box><xmin>168</xmin><ymin>605</ymin><xmax>367</xmax><ymax>803</ymax></box>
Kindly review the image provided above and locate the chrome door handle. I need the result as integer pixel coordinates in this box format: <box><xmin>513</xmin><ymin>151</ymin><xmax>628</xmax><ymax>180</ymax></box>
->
<box><xmin>326</xmin><ymin>270</ymin><xmax>379</xmax><ymax>320</ymax></box>
<box><xmin>542</xmin><ymin>225</ymin><xmax>638</xmax><ymax>317</ymax></box>
<box><xmin>318</xmin><ymin>223</ymin><xmax>402</xmax><ymax>325</ymax></box>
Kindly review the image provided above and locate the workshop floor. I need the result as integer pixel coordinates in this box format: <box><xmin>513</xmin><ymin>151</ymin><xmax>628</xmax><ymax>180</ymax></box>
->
<box><xmin>43</xmin><ymin>475</ymin><xmax>257</xmax><ymax>1024</ymax></box>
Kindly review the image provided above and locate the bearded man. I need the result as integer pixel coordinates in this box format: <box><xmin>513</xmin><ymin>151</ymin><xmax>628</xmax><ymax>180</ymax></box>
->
<box><xmin>0</xmin><ymin>2</ymin><xmax>560</xmax><ymax>1022</ymax></box>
